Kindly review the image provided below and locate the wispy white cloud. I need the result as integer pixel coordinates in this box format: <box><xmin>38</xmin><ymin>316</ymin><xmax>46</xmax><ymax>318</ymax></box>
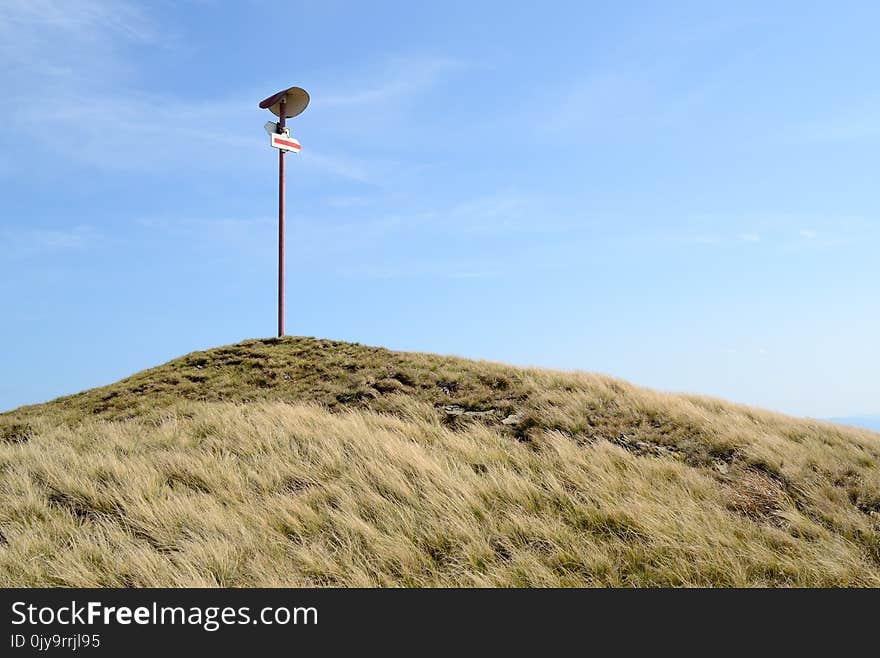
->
<box><xmin>689</xmin><ymin>235</ymin><xmax>722</xmax><ymax>245</ymax></box>
<box><xmin>0</xmin><ymin>0</ymin><xmax>157</xmax><ymax>86</ymax></box>
<box><xmin>539</xmin><ymin>73</ymin><xmax>654</xmax><ymax>141</ymax></box>
<box><xmin>667</xmin><ymin>14</ymin><xmax>768</xmax><ymax>45</ymax></box>
<box><xmin>337</xmin><ymin>262</ymin><xmax>501</xmax><ymax>281</ymax></box>
<box><xmin>133</xmin><ymin>213</ymin><xmax>402</xmax><ymax>258</ymax></box>
<box><xmin>672</xmin><ymin>232</ymin><xmax>757</xmax><ymax>246</ymax></box>
<box><xmin>7</xmin><ymin>84</ymin><xmax>401</xmax><ymax>183</ymax></box>
<box><xmin>0</xmin><ymin>0</ymin><xmax>154</xmax><ymax>41</ymax></box>
<box><xmin>1</xmin><ymin>225</ymin><xmax>98</xmax><ymax>256</ymax></box>
<box><xmin>671</xmin><ymin>219</ymin><xmax>876</xmax><ymax>250</ymax></box>
<box><xmin>789</xmin><ymin>102</ymin><xmax>880</xmax><ymax>143</ymax></box>
<box><xmin>304</xmin><ymin>54</ymin><xmax>470</xmax><ymax>153</ymax></box>
<box><xmin>789</xmin><ymin>230</ymin><xmax>853</xmax><ymax>250</ymax></box>
<box><xmin>135</xmin><ymin>216</ymin><xmax>270</xmax><ymax>237</ymax></box>
<box><xmin>299</xmin><ymin>151</ymin><xmax>400</xmax><ymax>184</ymax></box>
<box><xmin>323</xmin><ymin>195</ymin><xmax>374</xmax><ymax>209</ymax></box>
<box><xmin>442</xmin><ymin>195</ymin><xmax>574</xmax><ymax>234</ymax></box>
<box><xmin>0</xmin><ymin>3</ymin><xmax>455</xmax><ymax>184</ymax></box>
<box><xmin>0</xmin><ymin>1</ymin><xmax>204</xmax><ymax>174</ymax></box>
<box><xmin>129</xmin><ymin>188</ymin><xmax>574</xmax><ymax>277</ymax></box>
<box><xmin>319</xmin><ymin>56</ymin><xmax>465</xmax><ymax>108</ymax></box>
<box><xmin>9</xmin><ymin>92</ymin><xmax>257</xmax><ymax>171</ymax></box>
<box><xmin>309</xmin><ymin>193</ymin><xmax>575</xmax><ymax>237</ymax></box>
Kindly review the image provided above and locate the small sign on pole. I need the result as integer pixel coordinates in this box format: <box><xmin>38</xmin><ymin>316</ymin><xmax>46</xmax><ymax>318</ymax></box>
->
<box><xmin>270</xmin><ymin>133</ymin><xmax>301</xmax><ymax>153</ymax></box>
<box><xmin>259</xmin><ymin>85</ymin><xmax>310</xmax><ymax>338</ymax></box>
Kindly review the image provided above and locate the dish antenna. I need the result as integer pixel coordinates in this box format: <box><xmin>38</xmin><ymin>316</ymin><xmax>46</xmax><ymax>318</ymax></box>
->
<box><xmin>258</xmin><ymin>85</ymin><xmax>310</xmax><ymax>338</ymax></box>
<box><xmin>259</xmin><ymin>86</ymin><xmax>310</xmax><ymax>118</ymax></box>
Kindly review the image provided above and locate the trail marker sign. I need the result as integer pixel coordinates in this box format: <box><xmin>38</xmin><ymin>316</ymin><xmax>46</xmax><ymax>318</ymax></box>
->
<box><xmin>259</xmin><ymin>85</ymin><xmax>309</xmax><ymax>338</ymax></box>
<box><xmin>270</xmin><ymin>133</ymin><xmax>301</xmax><ymax>153</ymax></box>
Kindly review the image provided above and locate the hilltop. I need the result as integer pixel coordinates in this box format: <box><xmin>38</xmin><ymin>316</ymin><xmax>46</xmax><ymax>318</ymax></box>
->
<box><xmin>830</xmin><ymin>416</ymin><xmax>880</xmax><ymax>433</ymax></box>
<box><xmin>1</xmin><ymin>336</ymin><xmax>878</xmax><ymax>586</ymax></box>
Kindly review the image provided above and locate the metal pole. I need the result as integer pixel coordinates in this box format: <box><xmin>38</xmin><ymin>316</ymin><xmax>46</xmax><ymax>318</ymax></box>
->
<box><xmin>277</xmin><ymin>101</ymin><xmax>286</xmax><ymax>337</ymax></box>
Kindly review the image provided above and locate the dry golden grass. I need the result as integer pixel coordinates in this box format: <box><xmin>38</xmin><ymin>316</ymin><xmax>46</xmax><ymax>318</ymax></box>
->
<box><xmin>1</xmin><ymin>337</ymin><xmax>878</xmax><ymax>586</ymax></box>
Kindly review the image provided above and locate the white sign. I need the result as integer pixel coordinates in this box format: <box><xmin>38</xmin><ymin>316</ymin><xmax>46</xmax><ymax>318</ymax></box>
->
<box><xmin>270</xmin><ymin>133</ymin><xmax>301</xmax><ymax>153</ymax></box>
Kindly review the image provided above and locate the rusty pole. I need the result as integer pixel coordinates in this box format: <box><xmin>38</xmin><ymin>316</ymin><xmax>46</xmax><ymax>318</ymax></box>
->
<box><xmin>277</xmin><ymin>100</ymin><xmax>286</xmax><ymax>338</ymax></box>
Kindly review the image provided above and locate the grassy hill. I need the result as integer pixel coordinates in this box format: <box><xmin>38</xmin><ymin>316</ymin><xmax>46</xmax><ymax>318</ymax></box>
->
<box><xmin>1</xmin><ymin>336</ymin><xmax>879</xmax><ymax>586</ymax></box>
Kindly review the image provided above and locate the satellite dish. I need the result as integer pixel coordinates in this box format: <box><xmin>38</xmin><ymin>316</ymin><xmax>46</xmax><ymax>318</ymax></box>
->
<box><xmin>258</xmin><ymin>86</ymin><xmax>310</xmax><ymax>119</ymax></box>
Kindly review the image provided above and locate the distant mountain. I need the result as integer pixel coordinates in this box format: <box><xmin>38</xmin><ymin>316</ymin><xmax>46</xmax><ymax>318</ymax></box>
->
<box><xmin>828</xmin><ymin>416</ymin><xmax>880</xmax><ymax>432</ymax></box>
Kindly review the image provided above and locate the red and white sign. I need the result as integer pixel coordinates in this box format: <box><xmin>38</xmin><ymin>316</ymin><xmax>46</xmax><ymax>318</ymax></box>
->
<box><xmin>270</xmin><ymin>133</ymin><xmax>301</xmax><ymax>153</ymax></box>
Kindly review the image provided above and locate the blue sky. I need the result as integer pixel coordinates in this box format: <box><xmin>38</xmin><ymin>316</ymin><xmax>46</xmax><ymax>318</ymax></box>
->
<box><xmin>1</xmin><ymin>1</ymin><xmax>877</xmax><ymax>419</ymax></box>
